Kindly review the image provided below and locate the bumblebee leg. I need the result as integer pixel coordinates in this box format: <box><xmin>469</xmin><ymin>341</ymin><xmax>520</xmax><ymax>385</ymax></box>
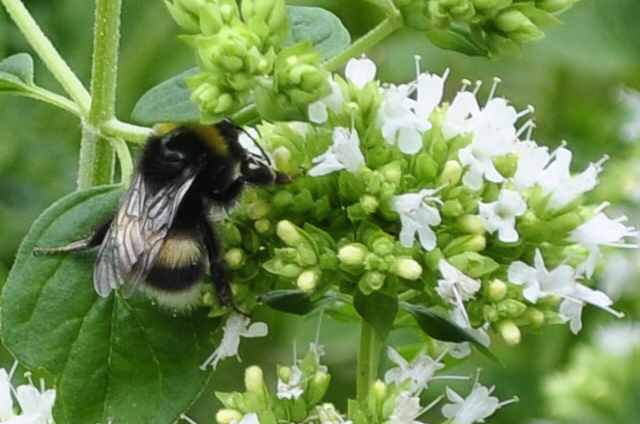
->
<box><xmin>200</xmin><ymin>218</ymin><xmax>248</xmax><ymax>316</ymax></box>
<box><xmin>33</xmin><ymin>217</ymin><xmax>112</xmax><ymax>255</ymax></box>
<box><xmin>209</xmin><ymin>178</ymin><xmax>245</xmax><ymax>203</ymax></box>
<box><xmin>240</xmin><ymin>161</ymin><xmax>291</xmax><ymax>186</ymax></box>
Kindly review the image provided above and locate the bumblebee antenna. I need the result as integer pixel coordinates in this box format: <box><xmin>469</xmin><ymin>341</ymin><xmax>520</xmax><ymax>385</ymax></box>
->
<box><xmin>233</xmin><ymin>124</ymin><xmax>272</xmax><ymax>166</ymax></box>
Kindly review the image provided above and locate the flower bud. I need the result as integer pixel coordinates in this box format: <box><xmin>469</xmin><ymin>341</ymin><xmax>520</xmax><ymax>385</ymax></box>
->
<box><xmin>278</xmin><ymin>365</ymin><xmax>292</xmax><ymax>382</ymax></box>
<box><xmin>245</xmin><ymin>365</ymin><xmax>266</xmax><ymax>394</ymax></box>
<box><xmin>381</xmin><ymin>161</ymin><xmax>402</xmax><ymax>185</ymax></box>
<box><xmin>536</xmin><ymin>0</ymin><xmax>579</xmax><ymax>13</ymax></box>
<box><xmin>216</xmin><ymin>409</ymin><xmax>243</xmax><ymax>424</ymax></box>
<box><xmin>414</xmin><ymin>154</ymin><xmax>438</xmax><ymax>182</ymax></box>
<box><xmin>371</xmin><ymin>236</ymin><xmax>394</xmax><ymax>257</ymax></box>
<box><xmin>273</xmin><ymin>190</ymin><xmax>294</xmax><ymax>208</ymax></box>
<box><xmin>224</xmin><ymin>248</ymin><xmax>245</xmax><ymax>268</ymax></box>
<box><xmin>444</xmin><ymin>234</ymin><xmax>486</xmax><ymax>255</ymax></box>
<box><xmin>483</xmin><ymin>304</ymin><xmax>499</xmax><ymax>322</ymax></box>
<box><xmin>359</xmin><ymin>271</ymin><xmax>386</xmax><ymax>294</ymax></box>
<box><xmin>306</xmin><ymin>372</ymin><xmax>331</xmax><ymax>404</ymax></box>
<box><xmin>441</xmin><ymin>199</ymin><xmax>464</xmax><ymax>217</ymax></box>
<box><xmin>457</xmin><ymin>214</ymin><xmax>485</xmax><ymax>234</ymax></box>
<box><xmin>274</xmin><ymin>145</ymin><xmax>293</xmax><ymax>173</ymax></box>
<box><xmin>391</xmin><ymin>257</ymin><xmax>423</xmax><ymax>280</ymax></box>
<box><xmin>338</xmin><ymin>244</ymin><xmax>368</xmax><ymax>266</ymax></box>
<box><xmin>254</xmin><ymin>219</ymin><xmax>270</xmax><ymax>233</ymax></box>
<box><xmin>297</xmin><ymin>269</ymin><xmax>319</xmax><ymax>292</ymax></box>
<box><xmin>277</xmin><ymin>220</ymin><xmax>302</xmax><ymax>246</ymax></box>
<box><xmin>360</xmin><ymin>195</ymin><xmax>379</xmax><ymax>214</ymax></box>
<box><xmin>487</xmin><ymin>279</ymin><xmax>507</xmax><ymax>302</ymax></box>
<box><xmin>247</xmin><ymin>200</ymin><xmax>271</xmax><ymax>220</ymax></box>
<box><xmin>471</xmin><ymin>0</ymin><xmax>503</xmax><ymax>9</ymax></box>
<box><xmin>497</xmin><ymin>299</ymin><xmax>527</xmax><ymax>318</ymax></box>
<box><xmin>499</xmin><ymin>320</ymin><xmax>521</xmax><ymax>345</ymax></box>
<box><xmin>438</xmin><ymin>159</ymin><xmax>462</xmax><ymax>186</ymax></box>
<box><xmin>525</xmin><ymin>307</ymin><xmax>546</xmax><ymax>327</ymax></box>
<box><xmin>165</xmin><ymin>0</ymin><xmax>200</xmax><ymax>33</ymax></box>
<box><xmin>494</xmin><ymin>9</ymin><xmax>544</xmax><ymax>42</ymax></box>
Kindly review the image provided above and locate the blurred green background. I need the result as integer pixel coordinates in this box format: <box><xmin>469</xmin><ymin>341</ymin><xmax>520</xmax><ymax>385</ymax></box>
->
<box><xmin>1</xmin><ymin>0</ymin><xmax>640</xmax><ymax>423</ymax></box>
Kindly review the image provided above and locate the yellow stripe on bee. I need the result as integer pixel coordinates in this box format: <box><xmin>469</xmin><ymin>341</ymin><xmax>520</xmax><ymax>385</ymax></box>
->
<box><xmin>156</xmin><ymin>236</ymin><xmax>202</xmax><ymax>267</ymax></box>
<box><xmin>154</xmin><ymin>123</ymin><xmax>180</xmax><ymax>136</ymax></box>
<box><xmin>154</xmin><ymin>123</ymin><xmax>229</xmax><ymax>156</ymax></box>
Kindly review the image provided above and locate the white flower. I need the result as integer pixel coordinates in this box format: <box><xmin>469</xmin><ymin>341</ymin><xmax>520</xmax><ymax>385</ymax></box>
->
<box><xmin>345</xmin><ymin>56</ymin><xmax>377</xmax><ymax>89</ymax></box>
<box><xmin>277</xmin><ymin>365</ymin><xmax>304</xmax><ymax>400</ymax></box>
<box><xmin>308</xmin><ymin>76</ymin><xmax>345</xmax><ymax>124</ymax></box>
<box><xmin>568</xmin><ymin>212</ymin><xmax>639</xmax><ymax>278</ymax></box>
<box><xmin>308</xmin><ymin>127</ymin><xmax>365</xmax><ymax>176</ymax></box>
<box><xmin>200</xmin><ymin>313</ymin><xmax>268</xmax><ymax>369</ymax></box>
<box><xmin>441</xmin><ymin>383</ymin><xmax>514</xmax><ymax>424</ymax></box>
<box><xmin>0</xmin><ymin>369</ymin><xmax>14</xmax><ymax>421</ymax></box>
<box><xmin>436</xmin><ymin>259</ymin><xmax>481</xmax><ymax>305</ymax></box>
<box><xmin>13</xmin><ymin>385</ymin><xmax>55</xmax><ymax>424</ymax></box>
<box><xmin>508</xmin><ymin>249</ymin><xmax>622</xmax><ymax>333</ymax></box>
<box><xmin>478</xmin><ymin>189</ymin><xmax>527</xmax><ymax>243</ymax></box>
<box><xmin>377</xmin><ymin>83</ymin><xmax>431</xmax><ymax>154</ymax></box>
<box><xmin>512</xmin><ymin>141</ymin><xmax>549</xmax><ymax>191</ymax></box>
<box><xmin>443</xmin><ymin>91</ymin><xmax>480</xmax><ymax>139</ymax></box>
<box><xmin>388</xmin><ymin>392</ymin><xmax>426</xmax><ymax>424</ymax></box>
<box><xmin>415</xmin><ymin>70</ymin><xmax>448</xmax><ymax>120</ymax></box>
<box><xmin>234</xmin><ymin>413</ymin><xmax>261</xmax><ymax>424</ymax></box>
<box><xmin>537</xmin><ymin>147</ymin><xmax>599</xmax><ymax>211</ymax></box>
<box><xmin>392</xmin><ymin>189</ymin><xmax>443</xmax><ymax>251</ymax></box>
<box><xmin>439</xmin><ymin>305</ymin><xmax>491</xmax><ymax>359</ymax></box>
<box><xmin>384</xmin><ymin>347</ymin><xmax>444</xmax><ymax>393</ymax></box>
<box><xmin>316</xmin><ymin>403</ymin><xmax>353</xmax><ymax>424</ymax></box>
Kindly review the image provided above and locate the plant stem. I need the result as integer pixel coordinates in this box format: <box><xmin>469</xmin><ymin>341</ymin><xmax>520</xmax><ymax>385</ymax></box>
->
<box><xmin>322</xmin><ymin>12</ymin><xmax>402</xmax><ymax>72</ymax></box>
<box><xmin>78</xmin><ymin>0</ymin><xmax>124</xmax><ymax>189</ymax></box>
<box><xmin>356</xmin><ymin>320</ymin><xmax>383</xmax><ymax>402</ymax></box>
<box><xmin>1</xmin><ymin>0</ymin><xmax>91</xmax><ymax>112</ymax></box>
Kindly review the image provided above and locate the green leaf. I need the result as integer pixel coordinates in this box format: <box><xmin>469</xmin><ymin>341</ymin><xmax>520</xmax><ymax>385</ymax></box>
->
<box><xmin>400</xmin><ymin>302</ymin><xmax>499</xmax><ymax>363</ymax></box>
<box><xmin>425</xmin><ymin>27</ymin><xmax>488</xmax><ymax>57</ymax></box>
<box><xmin>259</xmin><ymin>289</ymin><xmax>339</xmax><ymax>315</ymax></box>
<box><xmin>284</xmin><ymin>6</ymin><xmax>351</xmax><ymax>61</ymax></box>
<box><xmin>1</xmin><ymin>186</ymin><xmax>218</xmax><ymax>424</ymax></box>
<box><xmin>0</xmin><ymin>53</ymin><xmax>34</xmax><ymax>91</ymax></box>
<box><xmin>353</xmin><ymin>290</ymin><xmax>398</xmax><ymax>340</ymax></box>
<box><xmin>131</xmin><ymin>67</ymin><xmax>200</xmax><ymax>124</ymax></box>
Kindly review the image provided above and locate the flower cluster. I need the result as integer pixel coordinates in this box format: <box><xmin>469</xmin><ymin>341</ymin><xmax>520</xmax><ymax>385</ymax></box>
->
<box><xmin>166</xmin><ymin>0</ymin><xmax>329</xmax><ymax>123</ymax></box>
<box><xmin>216</xmin><ymin>55</ymin><xmax>636</xmax><ymax>355</ymax></box>
<box><xmin>393</xmin><ymin>0</ymin><xmax>580</xmax><ymax>57</ymax></box>
<box><xmin>0</xmin><ymin>365</ymin><xmax>56</xmax><ymax>424</ymax></box>
<box><xmin>207</xmin><ymin>344</ymin><xmax>515</xmax><ymax>424</ymax></box>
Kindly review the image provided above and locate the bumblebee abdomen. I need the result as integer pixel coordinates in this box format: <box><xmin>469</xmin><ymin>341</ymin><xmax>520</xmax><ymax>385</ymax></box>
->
<box><xmin>146</xmin><ymin>235</ymin><xmax>205</xmax><ymax>292</ymax></box>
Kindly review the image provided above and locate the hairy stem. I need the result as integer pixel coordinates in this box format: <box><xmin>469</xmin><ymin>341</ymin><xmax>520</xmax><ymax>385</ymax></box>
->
<box><xmin>356</xmin><ymin>320</ymin><xmax>383</xmax><ymax>401</ymax></box>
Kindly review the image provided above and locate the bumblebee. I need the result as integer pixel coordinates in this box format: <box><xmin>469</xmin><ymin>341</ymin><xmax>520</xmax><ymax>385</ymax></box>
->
<box><xmin>35</xmin><ymin>120</ymin><xmax>289</xmax><ymax>311</ymax></box>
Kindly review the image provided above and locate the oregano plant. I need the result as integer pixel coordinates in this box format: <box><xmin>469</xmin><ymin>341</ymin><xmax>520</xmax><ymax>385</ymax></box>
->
<box><xmin>0</xmin><ymin>0</ymin><xmax>636</xmax><ymax>424</ymax></box>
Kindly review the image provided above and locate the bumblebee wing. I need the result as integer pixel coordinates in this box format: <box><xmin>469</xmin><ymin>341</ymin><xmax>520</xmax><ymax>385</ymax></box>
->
<box><xmin>93</xmin><ymin>166</ymin><xmax>201</xmax><ymax>297</ymax></box>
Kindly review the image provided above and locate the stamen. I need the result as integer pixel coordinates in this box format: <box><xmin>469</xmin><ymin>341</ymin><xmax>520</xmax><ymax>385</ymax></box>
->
<box><xmin>40</xmin><ymin>377</ymin><xmax>45</xmax><ymax>393</ymax></box>
<box><xmin>516</xmin><ymin>105</ymin><xmax>535</xmax><ymax>119</ymax></box>
<box><xmin>24</xmin><ymin>371</ymin><xmax>34</xmax><ymax>387</ymax></box>
<box><xmin>594</xmin><ymin>154</ymin><xmax>610</xmax><ymax>170</ymax></box>
<box><xmin>421</xmin><ymin>394</ymin><xmax>444</xmax><ymax>414</ymax></box>
<box><xmin>200</xmin><ymin>350</ymin><xmax>217</xmax><ymax>370</ymax></box>
<box><xmin>525</xmin><ymin>121</ymin><xmax>536</xmax><ymax>141</ymax></box>
<box><xmin>515</xmin><ymin>119</ymin><xmax>535</xmax><ymax>140</ymax></box>
<box><xmin>414</xmin><ymin>55</ymin><xmax>422</xmax><ymax>81</ymax></box>
<box><xmin>594</xmin><ymin>201</ymin><xmax>611</xmax><ymax>214</ymax></box>
<box><xmin>315</xmin><ymin>310</ymin><xmax>324</xmax><ymax>347</ymax></box>
<box><xmin>472</xmin><ymin>80</ymin><xmax>483</xmax><ymax>96</ymax></box>
<box><xmin>452</xmin><ymin>286</ymin><xmax>472</xmax><ymax>327</ymax></box>
<box><xmin>460</xmin><ymin>79</ymin><xmax>472</xmax><ymax>92</ymax></box>
<box><xmin>8</xmin><ymin>360</ymin><xmax>18</xmax><ymax>381</ymax></box>
<box><xmin>432</xmin><ymin>374</ymin><xmax>472</xmax><ymax>381</ymax></box>
<box><xmin>487</xmin><ymin>77</ymin><xmax>502</xmax><ymax>102</ymax></box>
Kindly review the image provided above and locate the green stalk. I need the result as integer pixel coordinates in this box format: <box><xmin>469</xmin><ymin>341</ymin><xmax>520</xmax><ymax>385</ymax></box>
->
<box><xmin>322</xmin><ymin>11</ymin><xmax>402</xmax><ymax>72</ymax></box>
<box><xmin>1</xmin><ymin>0</ymin><xmax>91</xmax><ymax>111</ymax></box>
<box><xmin>78</xmin><ymin>0</ymin><xmax>124</xmax><ymax>189</ymax></box>
<box><xmin>356</xmin><ymin>320</ymin><xmax>383</xmax><ymax>401</ymax></box>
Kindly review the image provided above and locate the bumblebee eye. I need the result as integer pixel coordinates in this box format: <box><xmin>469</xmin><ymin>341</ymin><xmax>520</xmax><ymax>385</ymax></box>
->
<box><xmin>160</xmin><ymin>136</ymin><xmax>187</xmax><ymax>163</ymax></box>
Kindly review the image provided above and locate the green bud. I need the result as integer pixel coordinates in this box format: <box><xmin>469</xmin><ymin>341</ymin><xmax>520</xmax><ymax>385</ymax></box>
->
<box><xmin>371</xmin><ymin>235</ymin><xmax>395</xmax><ymax>257</ymax></box>
<box><xmin>525</xmin><ymin>307</ymin><xmax>546</xmax><ymax>327</ymax></box>
<box><xmin>443</xmin><ymin>234</ymin><xmax>486</xmax><ymax>255</ymax></box>
<box><xmin>297</xmin><ymin>269</ymin><xmax>319</xmax><ymax>292</ymax></box>
<box><xmin>487</xmin><ymin>279</ymin><xmax>507</xmax><ymax>302</ymax></box>
<box><xmin>278</xmin><ymin>365</ymin><xmax>292</xmax><ymax>382</ymax></box>
<box><xmin>277</xmin><ymin>220</ymin><xmax>302</xmax><ymax>246</ymax></box>
<box><xmin>338</xmin><ymin>244</ymin><xmax>368</xmax><ymax>266</ymax></box>
<box><xmin>429</xmin><ymin>0</ymin><xmax>474</xmax><ymax>21</ymax></box>
<box><xmin>254</xmin><ymin>219</ymin><xmax>270</xmax><ymax>233</ymax></box>
<box><xmin>457</xmin><ymin>214</ymin><xmax>486</xmax><ymax>234</ymax></box>
<box><xmin>391</xmin><ymin>257</ymin><xmax>423</xmax><ymax>280</ymax></box>
<box><xmin>224</xmin><ymin>248</ymin><xmax>245</xmax><ymax>268</ymax></box>
<box><xmin>424</xmin><ymin>248</ymin><xmax>444</xmax><ymax>271</ymax></box>
<box><xmin>296</xmin><ymin>245</ymin><xmax>318</xmax><ymax>267</ymax></box>
<box><xmin>483</xmin><ymin>304</ymin><xmax>499</xmax><ymax>322</ymax></box>
<box><xmin>536</xmin><ymin>0</ymin><xmax>579</xmax><ymax>13</ymax></box>
<box><xmin>471</xmin><ymin>0</ymin><xmax>510</xmax><ymax>9</ymax></box>
<box><xmin>359</xmin><ymin>195</ymin><xmax>378</xmax><ymax>214</ymax></box>
<box><xmin>370</xmin><ymin>380</ymin><xmax>388</xmax><ymax>417</ymax></box>
<box><xmin>273</xmin><ymin>190</ymin><xmax>294</xmax><ymax>208</ymax></box>
<box><xmin>165</xmin><ymin>0</ymin><xmax>200</xmax><ymax>33</ymax></box>
<box><xmin>499</xmin><ymin>320</ymin><xmax>521</xmax><ymax>345</ymax></box>
<box><xmin>306</xmin><ymin>372</ymin><xmax>331</xmax><ymax>405</ymax></box>
<box><xmin>216</xmin><ymin>409</ymin><xmax>243</xmax><ymax>424</ymax></box>
<box><xmin>494</xmin><ymin>9</ymin><xmax>545</xmax><ymax>42</ymax></box>
<box><xmin>245</xmin><ymin>365</ymin><xmax>266</xmax><ymax>394</ymax></box>
<box><xmin>222</xmin><ymin>223</ymin><xmax>242</xmax><ymax>246</ymax></box>
<box><xmin>548</xmin><ymin>212</ymin><xmax>582</xmax><ymax>233</ymax></box>
<box><xmin>247</xmin><ymin>200</ymin><xmax>271</xmax><ymax>220</ymax></box>
<box><xmin>414</xmin><ymin>154</ymin><xmax>438</xmax><ymax>183</ymax></box>
<box><xmin>380</xmin><ymin>160</ymin><xmax>402</xmax><ymax>185</ymax></box>
<box><xmin>438</xmin><ymin>159</ymin><xmax>462</xmax><ymax>186</ymax></box>
<box><xmin>497</xmin><ymin>299</ymin><xmax>527</xmax><ymax>318</ymax></box>
<box><xmin>274</xmin><ymin>145</ymin><xmax>293</xmax><ymax>173</ymax></box>
<box><xmin>359</xmin><ymin>271</ymin><xmax>386</xmax><ymax>294</ymax></box>
<box><xmin>441</xmin><ymin>200</ymin><xmax>464</xmax><ymax>217</ymax></box>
